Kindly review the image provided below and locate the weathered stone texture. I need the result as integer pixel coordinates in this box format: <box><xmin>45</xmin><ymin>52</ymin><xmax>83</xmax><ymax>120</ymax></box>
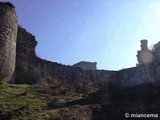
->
<box><xmin>13</xmin><ymin>26</ymin><xmax>160</xmax><ymax>90</ymax></box>
<box><xmin>87</xmin><ymin>65</ymin><xmax>158</xmax><ymax>89</ymax></box>
<box><xmin>73</xmin><ymin>61</ymin><xmax>97</xmax><ymax>70</ymax></box>
<box><xmin>15</xmin><ymin>27</ymin><xmax>91</xmax><ymax>88</ymax></box>
<box><xmin>14</xmin><ymin>27</ymin><xmax>160</xmax><ymax>89</ymax></box>
<box><xmin>15</xmin><ymin>26</ymin><xmax>40</xmax><ymax>84</ymax></box>
<box><xmin>1</xmin><ymin>2</ymin><xmax>160</xmax><ymax>90</ymax></box>
<box><xmin>108</xmin><ymin>65</ymin><xmax>157</xmax><ymax>89</ymax></box>
<box><xmin>137</xmin><ymin>40</ymin><xmax>153</xmax><ymax>65</ymax></box>
<box><xmin>152</xmin><ymin>41</ymin><xmax>160</xmax><ymax>63</ymax></box>
<box><xmin>0</xmin><ymin>2</ymin><xmax>18</xmax><ymax>83</ymax></box>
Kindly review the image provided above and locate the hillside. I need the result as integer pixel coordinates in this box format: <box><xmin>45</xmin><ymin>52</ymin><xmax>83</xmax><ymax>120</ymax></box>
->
<box><xmin>1</xmin><ymin>2</ymin><xmax>160</xmax><ymax>120</ymax></box>
<box><xmin>0</xmin><ymin>82</ymin><xmax>160</xmax><ymax>120</ymax></box>
<box><xmin>0</xmin><ymin>82</ymin><xmax>96</xmax><ymax>120</ymax></box>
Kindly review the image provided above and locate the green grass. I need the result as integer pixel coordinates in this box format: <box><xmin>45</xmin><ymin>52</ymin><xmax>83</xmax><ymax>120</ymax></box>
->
<box><xmin>2</xmin><ymin>82</ymin><xmax>159</xmax><ymax>120</ymax></box>
<box><xmin>0</xmin><ymin>83</ymin><xmax>50</xmax><ymax>119</ymax></box>
<box><xmin>0</xmin><ymin>83</ymin><xmax>90</xmax><ymax>120</ymax></box>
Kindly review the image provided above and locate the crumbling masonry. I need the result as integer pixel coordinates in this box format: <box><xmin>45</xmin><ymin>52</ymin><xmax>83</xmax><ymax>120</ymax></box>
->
<box><xmin>0</xmin><ymin>2</ymin><xmax>160</xmax><ymax>89</ymax></box>
<box><xmin>0</xmin><ymin>2</ymin><xmax>18</xmax><ymax>83</ymax></box>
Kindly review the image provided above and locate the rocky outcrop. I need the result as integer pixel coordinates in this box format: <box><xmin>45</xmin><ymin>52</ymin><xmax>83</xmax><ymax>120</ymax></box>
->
<box><xmin>73</xmin><ymin>61</ymin><xmax>97</xmax><ymax>70</ymax></box>
<box><xmin>0</xmin><ymin>2</ymin><xmax>18</xmax><ymax>83</ymax></box>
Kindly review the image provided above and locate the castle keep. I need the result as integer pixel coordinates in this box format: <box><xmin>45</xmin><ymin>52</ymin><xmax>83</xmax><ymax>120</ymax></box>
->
<box><xmin>0</xmin><ymin>2</ymin><xmax>160</xmax><ymax>89</ymax></box>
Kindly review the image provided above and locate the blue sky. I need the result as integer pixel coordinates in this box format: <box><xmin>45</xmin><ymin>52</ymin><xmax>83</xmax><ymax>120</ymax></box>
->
<box><xmin>7</xmin><ymin>0</ymin><xmax>160</xmax><ymax>70</ymax></box>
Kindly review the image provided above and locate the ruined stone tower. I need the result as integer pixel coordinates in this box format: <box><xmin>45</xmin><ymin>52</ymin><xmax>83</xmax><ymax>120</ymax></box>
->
<box><xmin>137</xmin><ymin>39</ymin><xmax>153</xmax><ymax>65</ymax></box>
<box><xmin>140</xmin><ymin>39</ymin><xmax>148</xmax><ymax>51</ymax></box>
<box><xmin>0</xmin><ymin>2</ymin><xmax>18</xmax><ymax>83</ymax></box>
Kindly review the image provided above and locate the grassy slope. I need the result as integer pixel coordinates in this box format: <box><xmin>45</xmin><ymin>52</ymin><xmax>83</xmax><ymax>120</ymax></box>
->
<box><xmin>1</xmin><ymin>83</ymin><xmax>160</xmax><ymax>120</ymax></box>
<box><xmin>0</xmin><ymin>83</ymin><xmax>87</xmax><ymax>120</ymax></box>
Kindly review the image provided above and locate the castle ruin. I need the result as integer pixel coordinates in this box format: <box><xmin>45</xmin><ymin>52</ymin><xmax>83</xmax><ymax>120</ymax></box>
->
<box><xmin>0</xmin><ymin>2</ymin><xmax>160</xmax><ymax>89</ymax></box>
<box><xmin>137</xmin><ymin>40</ymin><xmax>153</xmax><ymax>65</ymax></box>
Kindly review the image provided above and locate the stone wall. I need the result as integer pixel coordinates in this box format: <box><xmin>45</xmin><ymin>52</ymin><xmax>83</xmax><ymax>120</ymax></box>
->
<box><xmin>87</xmin><ymin>64</ymin><xmax>158</xmax><ymax>89</ymax></box>
<box><xmin>1</xmin><ymin>2</ymin><xmax>160</xmax><ymax>90</ymax></box>
<box><xmin>14</xmin><ymin>27</ymin><xmax>160</xmax><ymax>89</ymax></box>
<box><xmin>15</xmin><ymin>27</ymin><xmax>91</xmax><ymax>89</ymax></box>
<box><xmin>73</xmin><ymin>61</ymin><xmax>97</xmax><ymax>70</ymax></box>
<box><xmin>152</xmin><ymin>41</ymin><xmax>160</xmax><ymax>64</ymax></box>
<box><xmin>109</xmin><ymin>65</ymin><xmax>158</xmax><ymax>89</ymax></box>
<box><xmin>15</xmin><ymin>26</ymin><xmax>40</xmax><ymax>84</ymax></box>
<box><xmin>0</xmin><ymin>2</ymin><xmax>18</xmax><ymax>83</ymax></box>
